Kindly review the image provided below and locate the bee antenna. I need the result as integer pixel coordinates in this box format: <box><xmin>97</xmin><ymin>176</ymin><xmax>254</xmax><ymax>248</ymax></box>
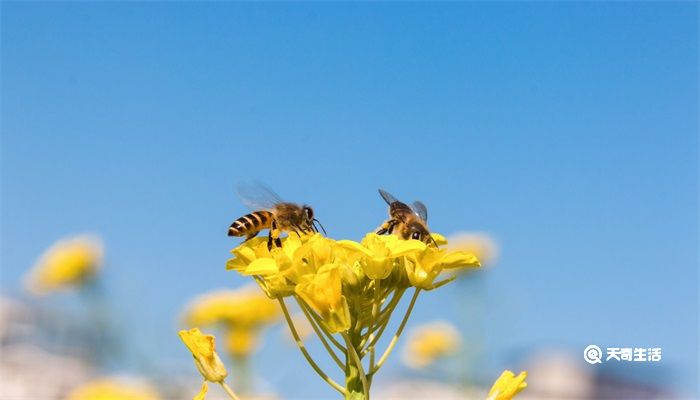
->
<box><xmin>313</xmin><ymin>218</ymin><xmax>327</xmax><ymax>236</ymax></box>
<box><xmin>429</xmin><ymin>235</ymin><xmax>439</xmax><ymax>248</ymax></box>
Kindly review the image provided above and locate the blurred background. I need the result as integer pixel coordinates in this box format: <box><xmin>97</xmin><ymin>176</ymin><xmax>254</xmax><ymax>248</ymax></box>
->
<box><xmin>1</xmin><ymin>2</ymin><xmax>697</xmax><ymax>399</ymax></box>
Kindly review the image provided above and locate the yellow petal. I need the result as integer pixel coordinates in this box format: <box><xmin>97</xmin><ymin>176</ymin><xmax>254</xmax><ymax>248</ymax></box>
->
<box><xmin>430</xmin><ymin>233</ymin><xmax>448</xmax><ymax>246</ymax></box>
<box><xmin>389</xmin><ymin>240</ymin><xmax>427</xmax><ymax>256</ymax></box>
<box><xmin>440</xmin><ymin>251</ymin><xmax>480</xmax><ymax>269</ymax></box>
<box><xmin>336</xmin><ymin>240</ymin><xmax>373</xmax><ymax>257</ymax></box>
<box><xmin>231</xmin><ymin>245</ymin><xmax>257</xmax><ymax>263</ymax></box>
<box><xmin>243</xmin><ymin>258</ymin><xmax>278</xmax><ymax>276</ymax></box>
<box><xmin>194</xmin><ymin>381</ymin><xmax>208</xmax><ymax>400</ymax></box>
<box><xmin>487</xmin><ymin>370</ymin><xmax>528</xmax><ymax>400</ymax></box>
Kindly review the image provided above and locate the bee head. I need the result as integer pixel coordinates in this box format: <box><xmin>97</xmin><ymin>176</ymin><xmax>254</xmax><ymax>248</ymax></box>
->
<box><xmin>302</xmin><ymin>205</ymin><xmax>314</xmax><ymax>221</ymax></box>
<box><xmin>303</xmin><ymin>206</ymin><xmax>327</xmax><ymax>236</ymax></box>
<box><xmin>406</xmin><ymin>221</ymin><xmax>436</xmax><ymax>247</ymax></box>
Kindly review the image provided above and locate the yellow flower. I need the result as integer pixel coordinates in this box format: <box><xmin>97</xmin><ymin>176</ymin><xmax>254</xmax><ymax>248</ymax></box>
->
<box><xmin>179</xmin><ymin>328</ymin><xmax>228</xmax><ymax>383</ymax></box>
<box><xmin>224</xmin><ymin>327</ymin><xmax>260</xmax><ymax>358</ymax></box>
<box><xmin>447</xmin><ymin>231</ymin><xmax>499</xmax><ymax>266</ymax></box>
<box><xmin>487</xmin><ymin>370</ymin><xmax>528</xmax><ymax>400</ymax></box>
<box><xmin>402</xmin><ymin>321</ymin><xmax>461</xmax><ymax>368</ymax></box>
<box><xmin>404</xmin><ymin>246</ymin><xmax>480</xmax><ymax>289</ymax></box>
<box><xmin>338</xmin><ymin>233</ymin><xmax>426</xmax><ymax>280</ymax></box>
<box><xmin>294</xmin><ymin>263</ymin><xmax>351</xmax><ymax>333</ymax></box>
<box><xmin>183</xmin><ymin>286</ymin><xmax>280</xmax><ymax>328</ymax></box>
<box><xmin>66</xmin><ymin>377</ymin><xmax>159</xmax><ymax>400</ymax></box>
<box><xmin>24</xmin><ymin>235</ymin><xmax>102</xmax><ymax>295</ymax></box>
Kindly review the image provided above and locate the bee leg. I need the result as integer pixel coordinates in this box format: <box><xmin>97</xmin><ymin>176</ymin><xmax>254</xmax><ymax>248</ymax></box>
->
<box><xmin>377</xmin><ymin>220</ymin><xmax>395</xmax><ymax>235</ymax></box>
<box><xmin>268</xmin><ymin>220</ymin><xmax>282</xmax><ymax>250</ymax></box>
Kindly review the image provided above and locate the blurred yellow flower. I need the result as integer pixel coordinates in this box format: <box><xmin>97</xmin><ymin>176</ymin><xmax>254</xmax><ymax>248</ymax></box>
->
<box><xmin>66</xmin><ymin>377</ymin><xmax>159</xmax><ymax>400</ymax></box>
<box><xmin>487</xmin><ymin>370</ymin><xmax>528</xmax><ymax>400</ymax></box>
<box><xmin>24</xmin><ymin>235</ymin><xmax>102</xmax><ymax>295</ymax></box>
<box><xmin>183</xmin><ymin>286</ymin><xmax>280</xmax><ymax>328</ymax></box>
<box><xmin>402</xmin><ymin>321</ymin><xmax>461</xmax><ymax>368</ymax></box>
<box><xmin>447</xmin><ymin>232</ymin><xmax>499</xmax><ymax>266</ymax></box>
<box><xmin>179</xmin><ymin>328</ymin><xmax>228</xmax><ymax>383</ymax></box>
<box><xmin>225</xmin><ymin>327</ymin><xmax>260</xmax><ymax>358</ymax></box>
<box><xmin>182</xmin><ymin>286</ymin><xmax>281</xmax><ymax>359</ymax></box>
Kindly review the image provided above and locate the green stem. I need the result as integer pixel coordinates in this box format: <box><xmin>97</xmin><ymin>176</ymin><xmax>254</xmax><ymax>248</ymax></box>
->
<box><xmin>343</xmin><ymin>332</ymin><xmax>369</xmax><ymax>400</ymax></box>
<box><xmin>220</xmin><ymin>381</ymin><xmax>242</xmax><ymax>400</ymax></box>
<box><xmin>277</xmin><ymin>298</ymin><xmax>347</xmax><ymax>395</ymax></box>
<box><xmin>369</xmin><ymin>288</ymin><xmax>420</xmax><ymax>376</ymax></box>
<box><xmin>296</xmin><ymin>297</ymin><xmax>346</xmax><ymax>371</ymax></box>
<box><xmin>360</xmin><ymin>289</ymin><xmax>405</xmax><ymax>356</ymax></box>
<box><xmin>296</xmin><ymin>296</ymin><xmax>347</xmax><ymax>352</ymax></box>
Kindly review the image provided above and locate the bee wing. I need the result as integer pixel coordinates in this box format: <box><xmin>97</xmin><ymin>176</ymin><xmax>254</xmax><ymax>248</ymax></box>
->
<box><xmin>411</xmin><ymin>201</ymin><xmax>429</xmax><ymax>222</ymax></box>
<box><xmin>378</xmin><ymin>188</ymin><xmax>399</xmax><ymax>205</ymax></box>
<box><xmin>236</xmin><ymin>182</ymin><xmax>284</xmax><ymax>211</ymax></box>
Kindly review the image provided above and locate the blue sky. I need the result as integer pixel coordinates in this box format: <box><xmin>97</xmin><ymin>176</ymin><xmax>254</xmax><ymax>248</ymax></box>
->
<box><xmin>2</xmin><ymin>2</ymin><xmax>697</xmax><ymax>398</ymax></box>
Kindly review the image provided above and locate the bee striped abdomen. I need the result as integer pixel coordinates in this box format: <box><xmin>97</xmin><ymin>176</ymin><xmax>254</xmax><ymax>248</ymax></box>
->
<box><xmin>228</xmin><ymin>211</ymin><xmax>273</xmax><ymax>237</ymax></box>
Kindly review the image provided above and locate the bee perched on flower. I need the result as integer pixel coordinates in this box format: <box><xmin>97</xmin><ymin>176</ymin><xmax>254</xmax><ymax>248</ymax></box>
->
<box><xmin>376</xmin><ymin>189</ymin><xmax>437</xmax><ymax>247</ymax></box>
<box><xmin>226</xmin><ymin>229</ymin><xmax>480</xmax><ymax>399</ymax></box>
<box><xmin>228</xmin><ymin>183</ymin><xmax>325</xmax><ymax>250</ymax></box>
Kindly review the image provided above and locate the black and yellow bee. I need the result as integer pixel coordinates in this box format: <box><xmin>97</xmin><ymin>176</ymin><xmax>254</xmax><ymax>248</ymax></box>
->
<box><xmin>228</xmin><ymin>183</ymin><xmax>325</xmax><ymax>250</ymax></box>
<box><xmin>376</xmin><ymin>189</ymin><xmax>437</xmax><ymax>246</ymax></box>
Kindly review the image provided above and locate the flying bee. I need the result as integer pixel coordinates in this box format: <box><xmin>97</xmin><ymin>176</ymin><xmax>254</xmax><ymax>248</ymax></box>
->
<box><xmin>376</xmin><ymin>189</ymin><xmax>437</xmax><ymax>247</ymax></box>
<box><xmin>228</xmin><ymin>183</ymin><xmax>326</xmax><ymax>250</ymax></box>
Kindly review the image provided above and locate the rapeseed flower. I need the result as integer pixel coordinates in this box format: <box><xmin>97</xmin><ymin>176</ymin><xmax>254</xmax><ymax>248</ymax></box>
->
<box><xmin>402</xmin><ymin>321</ymin><xmax>461</xmax><ymax>368</ymax></box>
<box><xmin>487</xmin><ymin>370</ymin><xmax>528</xmax><ymax>400</ymax></box>
<box><xmin>66</xmin><ymin>377</ymin><xmax>159</xmax><ymax>400</ymax></box>
<box><xmin>24</xmin><ymin>235</ymin><xmax>103</xmax><ymax>295</ymax></box>
<box><xmin>183</xmin><ymin>286</ymin><xmax>280</xmax><ymax>328</ymax></box>
<box><xmin>179</xmin><ymin>328</ymin><xmax>228</xmax><ymax>383</ymax></box>
<box><xmin>227</xmin><ymin>231</ymin><xmax>480</xmax><ymax>399</ymax></box>
<box><xmin>447</xmin><ymin>232</ymin><xmax>499</xmax><ymax>266</ymax></box>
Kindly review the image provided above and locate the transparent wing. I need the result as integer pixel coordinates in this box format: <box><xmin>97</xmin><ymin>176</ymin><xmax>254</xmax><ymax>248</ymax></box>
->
<box><xmin>411</xmin><ymin>201</ymin><xmax>428</xmax><ymax>222</ymax></box>
<box><xmin>378</xmin><ymin>188</ymin><xmax>399</xmax><ymax>205</ymax></box>
<box><xmin>236</xmin><ymin>182</ymin><xmax>284</xmax><ymax>211</ymax></box>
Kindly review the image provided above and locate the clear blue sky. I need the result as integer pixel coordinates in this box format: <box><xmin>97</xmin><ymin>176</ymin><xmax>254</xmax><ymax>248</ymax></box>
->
<box><xmin>2</xmin><ymin>2</ymin><xmax>697</xmax><ymax>398</ymax></box>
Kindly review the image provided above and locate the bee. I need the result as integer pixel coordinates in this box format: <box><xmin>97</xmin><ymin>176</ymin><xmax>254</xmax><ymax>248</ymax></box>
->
<box><xmin>376</xmin><ymin>189</ymin><xmax>437</xmax><ymax>246</ymax></box>
<box><xmin>228</xmin><ymin>183</ymin><xmax>326</xmax><ymax>250</ymax></box>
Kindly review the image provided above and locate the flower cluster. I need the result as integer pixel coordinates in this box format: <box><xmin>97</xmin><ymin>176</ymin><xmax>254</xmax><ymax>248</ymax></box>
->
<box><xmin>227</xmin><ymin>233</ymin><xmax>478</xmax><ymax>333</ymax></box>
<box><xmin>226</xmin><ymin>232</ymin><xmax>479</xmax><ymax>399</ymax></box>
